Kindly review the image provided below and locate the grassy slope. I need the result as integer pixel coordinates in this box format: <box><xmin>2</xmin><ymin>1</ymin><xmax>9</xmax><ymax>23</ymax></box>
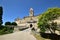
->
<box><xmin>32</xmin><ymin>32</ymin><xmax>50</xmax><ymax>40</ymax></box>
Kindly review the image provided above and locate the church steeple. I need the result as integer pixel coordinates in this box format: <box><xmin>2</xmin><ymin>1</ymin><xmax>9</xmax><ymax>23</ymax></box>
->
<box><xmin>29</xmin><ymin>8</ymin><xmax>34</xmax><ymax>16</ymax></box>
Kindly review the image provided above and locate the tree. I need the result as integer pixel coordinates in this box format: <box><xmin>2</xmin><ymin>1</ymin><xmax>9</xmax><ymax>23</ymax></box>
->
<box><xmin>4</xmin><ymin>22</ymin><xmax>14</xmax><ymax>33</ymax></box>
<box><xmin>11</xmin><ymin>22</ymin><xmax>17</xmax><ymax>26</ymax></box>
<box><xmin>0</xmin><ymin>7</ymin><xmax>3</xmax><ymax>25</ymax></box>
<box><xmin>50</xmin><ymin>22</ymin><xmax>57</xmax><ymax>33</ymax></box>
<box><xmin>5</xmin><ymin>22</ymin><xmax>11</xmax><ymax>25</ymax></box>
<box><xmin>38</xmin><ymin>8</ymin><xmax>60</xmax><ymax>33</ymax></box>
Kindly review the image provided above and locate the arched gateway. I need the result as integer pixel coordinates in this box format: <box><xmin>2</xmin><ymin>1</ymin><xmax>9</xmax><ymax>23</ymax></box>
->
<box><xmin>30</xmin><ymin>24</ymin><xmax>33</xmax><ymax>28</ymax></box>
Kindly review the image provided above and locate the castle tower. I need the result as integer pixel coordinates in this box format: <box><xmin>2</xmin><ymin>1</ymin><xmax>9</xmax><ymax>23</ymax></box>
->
<box><xmin>29</xmin><ymin>8</ymin><xmax>34</xmax><ymax>16</ymax></box>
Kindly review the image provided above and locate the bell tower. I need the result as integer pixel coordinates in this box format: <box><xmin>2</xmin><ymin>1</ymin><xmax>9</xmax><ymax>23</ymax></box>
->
<box><xmin>29</xmin><ymin>8</ymin><xmax>34</xmax><ymax>16</ymax></box>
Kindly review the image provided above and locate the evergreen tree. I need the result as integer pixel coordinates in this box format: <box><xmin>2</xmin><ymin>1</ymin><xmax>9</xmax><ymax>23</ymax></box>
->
<box><xmin>0</xmin><ymin>7</ymin><xmax>3</xmax><ymax>25</ymax></box>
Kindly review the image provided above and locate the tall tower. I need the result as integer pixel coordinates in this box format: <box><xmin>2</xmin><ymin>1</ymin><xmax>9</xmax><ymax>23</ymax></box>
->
<box><xmin>29</xmin><ymin>8</ymin><xmax>34</xmax><ymax>16</ymax></box>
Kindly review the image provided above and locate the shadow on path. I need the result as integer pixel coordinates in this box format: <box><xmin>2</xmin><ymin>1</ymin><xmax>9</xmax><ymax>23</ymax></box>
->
<box><xmin>40</xmin><ymin>33</ymin><xmax>60</xmax><ymax>40</ymax></box>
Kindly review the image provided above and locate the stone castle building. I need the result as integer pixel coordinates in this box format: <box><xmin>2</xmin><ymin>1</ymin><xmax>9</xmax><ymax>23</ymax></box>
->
<box><xmin>14</xmin><ymin>8</ymin><xmax>60</xmax><ymax>35</ymax></box>
<box><xmin>15</xmin><ymin>8</ymin><xmax>40</xmax><ymax>29</ymax></box>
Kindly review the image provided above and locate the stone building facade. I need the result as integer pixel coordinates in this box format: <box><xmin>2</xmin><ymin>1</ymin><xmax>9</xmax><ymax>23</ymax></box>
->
<box><xmin>15</xmin><ymin>8</ymin><xmax>39</xmax><ymax>30</ymax></box>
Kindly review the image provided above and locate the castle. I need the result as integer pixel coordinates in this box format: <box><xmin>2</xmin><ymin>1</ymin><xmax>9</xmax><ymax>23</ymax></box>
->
<box><xmin>14</xmin><ymin>8</ymin><xmax>60</xmax><ymax>35</ymax></box>
<box><xmin>15</xmin><ymin>8</ymin><xmax>40</xmax><ymax>29</ymax></box>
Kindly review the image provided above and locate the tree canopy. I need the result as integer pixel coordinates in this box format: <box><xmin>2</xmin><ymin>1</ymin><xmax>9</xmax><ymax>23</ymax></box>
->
<box><xmin>38</xmin><ymin>8</ymin><xmax>60</xmax><ymax>33</ymax></box>
<box><xmin>11</xmin><ymin>22</ymin><xmax>17</xmax><ymax>26</ymax></box>
<box><xmin>5</xmin><ymin>22</ymin><xmax>17</xmax><ymax>26</ymax></box>
<box><xmin>5</xmin><ymin>22</ymin><xmax>11</xmax><ymax>25</ymax></box>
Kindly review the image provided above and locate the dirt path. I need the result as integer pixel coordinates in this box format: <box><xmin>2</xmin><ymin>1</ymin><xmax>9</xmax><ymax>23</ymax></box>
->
<box><xmin>0</xmin><ymin>28</ymin><xmax>36</xmax><ymax>40</ymax></box>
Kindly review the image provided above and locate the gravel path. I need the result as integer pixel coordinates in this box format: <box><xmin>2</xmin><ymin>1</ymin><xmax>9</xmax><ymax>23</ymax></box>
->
<box><xmin>0</xmin><ymin>28</ymin><xmax>36</xmax><ymax>40</ymax></box>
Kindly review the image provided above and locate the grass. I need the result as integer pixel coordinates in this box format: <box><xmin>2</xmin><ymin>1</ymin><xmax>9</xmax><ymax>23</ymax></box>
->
<box><xmin>31</xmin><ymin>31</ymin><xmax>50</xmax><ymax>40</ymax></box>
<box><xmin>32</xmin><ymin>33</ymin><xmax>45</xmax><ymax>40</ymax></box>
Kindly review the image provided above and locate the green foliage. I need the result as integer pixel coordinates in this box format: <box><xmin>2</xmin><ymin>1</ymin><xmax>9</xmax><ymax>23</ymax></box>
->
<box><xmin>0</xmin><ymin>25</ymin><xmax>13</xmax><ymax>35</ymax></box>
<box><xmin>0</xmin><ymin>7</ymin><xmax>14</xmax><ymax>35</ymax></box>
<box><xmin>5</xmin><ymin>22</ymin><xmax>17</xmax><ymax>26</ymax></box>
<box><xmin>0</xmin><ymin>7</ymin><xmax>3</xmax><ymax>25</ymax></box>
<box><xmin>11</xmin><ymin>22</ymin><xmax>17</xmax><ymax>26</ymax></box>
<box><xmin>5</xmin><ymin>22</ymin><xmax>11</xmax><ymax>25</ymax></box>
<box><xmin>38</xmin><ymin>8</ymin><xmax>60</xmax><ymax>33</ymax></box>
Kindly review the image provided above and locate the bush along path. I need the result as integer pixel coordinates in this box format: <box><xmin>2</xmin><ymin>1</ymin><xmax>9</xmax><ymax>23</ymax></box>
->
<box><xmin>0</xmin><ymin>28</ymin><xmax>36</xmax><ymax>40</ymax></box>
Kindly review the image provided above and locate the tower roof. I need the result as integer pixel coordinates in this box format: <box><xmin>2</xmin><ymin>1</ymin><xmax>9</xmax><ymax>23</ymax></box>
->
<box><xmin>30</xmin><ymin>8</ymin><xmax>33</xmax><ymax>11</ymax></box>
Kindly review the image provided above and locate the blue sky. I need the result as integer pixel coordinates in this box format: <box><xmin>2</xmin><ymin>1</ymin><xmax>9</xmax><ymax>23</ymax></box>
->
<box><xmin>0</xmin><ymin>0</ymin><xmax>60</xmax><ymax>24</ymax></box>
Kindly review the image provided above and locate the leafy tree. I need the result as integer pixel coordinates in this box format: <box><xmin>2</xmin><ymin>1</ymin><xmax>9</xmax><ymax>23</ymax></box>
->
<box><xmin>11</xmin><ymin>22</ymin><xmax>17</xmax><ymax>26</ymax></box>
<box><xmin>0</xmin><ymin>25</ymin><xmax>13</xmax><ymax>35</ymax></box>
<box><xmin>50</xmin><ymin>22</ymin><xmax>57</xmax><ymax>33</ymax></box>
<box><xmin>38</xmin><ymin>8</ymin><xmax>60</xmax><ymax>33</ymax></box>
<box><xmin>5</xmin><ymin>22</ymin><xmax>11</xmax><ymax>25</ymax></box>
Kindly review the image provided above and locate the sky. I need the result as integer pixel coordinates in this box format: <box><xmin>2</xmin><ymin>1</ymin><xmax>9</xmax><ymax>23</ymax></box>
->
<box><xmin>0</xmin><ymin>0</ymin><xmax>60</xmax><ymax>24</ymax></box>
